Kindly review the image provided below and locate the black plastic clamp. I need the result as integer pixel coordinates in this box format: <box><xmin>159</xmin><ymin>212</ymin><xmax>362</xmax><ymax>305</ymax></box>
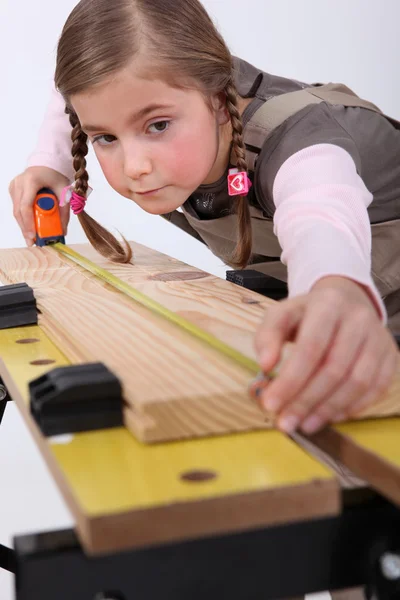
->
<box><xmin>29</xmin><ymin>363</ymin><xmax>124</xmax><ymax>436</ymax></box>
<box><xmin>226</xmin><ymin>269</ymin><xmax>288</xmax><ymax>301</ymax></box>
<box><xmin>0</xmin><ymin>283</ymin><xmax>38</xmax><ymax>330</ymax></box>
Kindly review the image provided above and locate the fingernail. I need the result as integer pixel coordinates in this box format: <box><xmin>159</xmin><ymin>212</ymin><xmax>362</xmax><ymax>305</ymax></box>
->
<box><xmin>263</xmin><ymin>397</ymin><xmax>281</xmax><ymax>412</ymax></box>
<box><xmin>301</xmin><ymin>415</ymin><xmax>323</xmax><ymax>434</ymax></box>
<box><xmin>278</xmin><ymin>414</ymin><xmax>300</xmax><ymax>434</ymax></box>
<box><xmin>260</xmin><ymin>351</ymin><xmax>272</xmax><ymax>368</ymax></box>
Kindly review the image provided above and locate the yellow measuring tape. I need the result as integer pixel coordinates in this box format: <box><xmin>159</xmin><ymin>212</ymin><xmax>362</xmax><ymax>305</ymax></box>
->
<box><xmin>51</xmin><ymin>243</ymin><xmax>265</xmax><ymax>376</ymax></box>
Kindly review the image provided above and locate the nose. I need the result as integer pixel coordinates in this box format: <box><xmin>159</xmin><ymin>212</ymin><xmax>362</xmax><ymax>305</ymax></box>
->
<box><xmin>123</xmin><ymin>141</ymin><xmax>152</xmax><ymax>180</ymax></box>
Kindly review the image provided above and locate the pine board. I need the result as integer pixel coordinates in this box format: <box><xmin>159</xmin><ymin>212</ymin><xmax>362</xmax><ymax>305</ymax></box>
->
<box><xmin>0</xmin><ymin>242</ymin><xmax>399</xmax><ymax>443</ymax></box>
<box><xmin>0</xmin><ymin>244</ymin><xmax>273</xmax><ymax>442</ymax></box>
<box><xmin>67</xmin><ymin>242</ymin><xmax>400</xmax><ymax>422</ymax></box>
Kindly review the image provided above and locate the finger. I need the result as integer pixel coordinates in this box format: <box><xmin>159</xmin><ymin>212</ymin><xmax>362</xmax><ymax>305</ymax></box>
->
<box><xmin>347</xmin><ymin>339</ymin><xmax>399</xmax><ymax>417</ymax></box>
<box><xmin>51</xmin><ymin>181</ymin><xmax>71</xmax><ymax>234</ymax></box>
<box><xmin>276</xmin><ymin>307</ymin><xmax>370</xmax><ymax>432</ymax></box>
<box><xmin>20</xmin><ymin>193</ymin><xmax>37</xmax><ymax>239</ymax></box>
<box><xmin>8</xmin><ymin>178</ymin><xmax>16</xmax><ymax>199</ymax></box>
<box><xmin>255</xmin><ymin>300</ymin><xmax>304</xmax><ymax>374</ymax></box>
<box><xmin>260</xmin><ymin>295</ymin><xmax>340</xmax><ymax>416</ymax></box>
<box><xmin>59</xmin><ymin>203</ymin><xmax>71</xmax><ymax>235</ymax></box>
<box><xmin>300</xmin><ymin>325</ymin><xmax>387</xmax><ymax>434</ymax></box>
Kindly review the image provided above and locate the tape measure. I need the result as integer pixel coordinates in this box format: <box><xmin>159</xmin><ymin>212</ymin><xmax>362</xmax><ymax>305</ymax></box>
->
<box><xmin>50</xmin><ymin>243</ymin><xmax>267</xmax><ymax>377</ymax></box>
<box><xmin>34</xmin><ymin>188</ymin><xmax>65</xmax><ymax>246</ymax></box>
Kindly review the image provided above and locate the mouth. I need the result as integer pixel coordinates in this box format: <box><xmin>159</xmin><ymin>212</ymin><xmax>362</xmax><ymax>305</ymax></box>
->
<box><xmin>135</xmin><ymin>186</ymin><xmax>165</xmax><ymax>196</ymax></box>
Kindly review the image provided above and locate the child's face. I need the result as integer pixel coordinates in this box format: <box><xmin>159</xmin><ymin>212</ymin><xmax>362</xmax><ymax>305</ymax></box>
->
<box><xmin>71</xmin><ymin>63</ymin><xmax>230</xmax><ymax>214</ymax></box>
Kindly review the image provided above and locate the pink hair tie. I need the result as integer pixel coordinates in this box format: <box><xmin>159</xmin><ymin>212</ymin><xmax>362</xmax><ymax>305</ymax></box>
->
<box><xmin>60</xmin><ymin>184</ymin><xmax>93</xmax><ymax>214</ymax></box>
<box><xmin>70</xmin><ymin>191</ymin><xmax>87</xmax><ymax>215</ymax></box>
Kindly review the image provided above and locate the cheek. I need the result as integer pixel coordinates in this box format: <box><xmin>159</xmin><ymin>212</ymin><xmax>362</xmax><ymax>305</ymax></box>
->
<box><xmin>167</xmin><ymin>118</ymin><xmax>218</xmax><ymax>185</ymax></box>
<box><xmin>94</xmin><ymin>150</ymin><xmax>129</xmax><ymax>197</ymax></box>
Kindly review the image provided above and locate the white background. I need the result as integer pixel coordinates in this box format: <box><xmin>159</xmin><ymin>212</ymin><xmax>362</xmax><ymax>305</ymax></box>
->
<box><xmin>1</xmin><ymin>0</ymin><xmax>399</xmax><ymax>597</ymax></box>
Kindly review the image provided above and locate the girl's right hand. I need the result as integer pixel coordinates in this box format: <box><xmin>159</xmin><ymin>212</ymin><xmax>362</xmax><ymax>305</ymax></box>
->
<box><xmin>9</xmin><ymin>166</ymin><xmax>71</xmax><ymax>246</ymax></box>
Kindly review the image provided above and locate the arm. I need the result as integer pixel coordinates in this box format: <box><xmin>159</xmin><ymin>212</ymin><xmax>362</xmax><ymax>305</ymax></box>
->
<box><xmin>272</xmin><ymin>143</ymin><xmax>386</xmax><ymax>320</ymax></box>
<box><xmin>253</xmin><ymin>143</ymin><xmax>397</xmax><ymax>435</ymax></box>
<box><xmin>26</xmin><ymin>86</ymin><xmax>75</xmax><ymax>181</ymax></box>
<box><xmin>9</xmin><ymin>87</ymin><xmax>73</xmax><ymax>244</ymax></box>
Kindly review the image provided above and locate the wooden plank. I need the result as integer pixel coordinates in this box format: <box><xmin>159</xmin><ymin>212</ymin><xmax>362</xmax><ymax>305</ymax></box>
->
<box><xmin>0</xmin><ymin>245</ymin><xmax>272</xmax><ymax>442</ymax></box>
<box><xmin>67</xmin><ymin>241</ymin><xmax>274</xmax><ymax>361</ymax></box>
<box><xmin>69</xmin><ymin>242</ymin><xmax>400</xmax><ymax>422</ymax></box>
<box><xmin>1</xmin><ymin>242</ymin><xmax>400</xmax><ymax>442</ymax></box>
<box><xmin>0</xmin><ymin>325</ymin><xmax>339</xmax><ymax>555</ymax></box>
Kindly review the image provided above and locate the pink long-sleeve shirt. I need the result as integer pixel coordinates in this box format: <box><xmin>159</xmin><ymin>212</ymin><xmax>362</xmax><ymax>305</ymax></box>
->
<box><xmin>26</xmin><ymin>88</ymin><xmax>386</xmax><ymax>321</ymax></box>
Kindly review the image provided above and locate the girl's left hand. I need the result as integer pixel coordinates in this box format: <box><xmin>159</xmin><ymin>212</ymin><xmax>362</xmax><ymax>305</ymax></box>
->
<box><xmin>254</xmin><ymin>276</ymin><xmax>399</xmax><ymax>435</ymax></box>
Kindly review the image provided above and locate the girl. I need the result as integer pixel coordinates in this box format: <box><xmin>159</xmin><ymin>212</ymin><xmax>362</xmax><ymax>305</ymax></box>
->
<box><xmin>9</xmin><ymin>0</ymin><xmax>399</xmax><ymax>436</ymax></box>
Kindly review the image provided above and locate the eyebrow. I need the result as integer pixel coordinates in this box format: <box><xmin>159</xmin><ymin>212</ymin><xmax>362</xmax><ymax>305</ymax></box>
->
<box><xmin>81</xmin><ymin>103</ymin><xmax>174</xmax><ymax>133</ymax></box>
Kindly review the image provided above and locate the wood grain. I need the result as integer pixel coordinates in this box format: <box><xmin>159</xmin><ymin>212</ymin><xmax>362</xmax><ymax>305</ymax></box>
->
<box><xmin>1</xmin><ymin>242</ymin><xmax>399</xmax><ymax>445</ymax></box>
<box><xmin>69</xmin><ymin>242</ymin><xmax>400</xmax><ymax>422</ymax></box>
<box><xmin>0</xmin><ymin>245</ymin><xmax>273</xmax><ymax>442</ymax></box>
<box><xmin>71</xmin><ymin>242</ymin><xmax>274</xmax><ymax>361</ymax></box>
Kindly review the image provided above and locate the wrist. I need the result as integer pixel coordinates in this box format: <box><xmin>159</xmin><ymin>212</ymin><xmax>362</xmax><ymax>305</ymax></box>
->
<box><xmin>312</xmin><ymin>276</ymin><xmax>380</xmax><ymax>316</ymax></box>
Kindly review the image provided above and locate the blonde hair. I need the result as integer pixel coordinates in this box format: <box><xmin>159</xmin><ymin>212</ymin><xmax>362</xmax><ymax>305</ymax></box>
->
<box><xmin>55</xmin><ymin>0</ymin><xmax>251</xmax><ymax>267</ymax></box>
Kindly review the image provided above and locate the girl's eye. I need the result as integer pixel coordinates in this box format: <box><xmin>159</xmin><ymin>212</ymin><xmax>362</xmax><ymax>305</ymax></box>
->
<box><xmin>92</xmin><ymin>134</ymin><xmax>116</xmax><ymax>146</ymax></box>
<box><xmin>148</xmin><ymin>120</ymin><xmax>170</xmax><ymax>134</ymax></box>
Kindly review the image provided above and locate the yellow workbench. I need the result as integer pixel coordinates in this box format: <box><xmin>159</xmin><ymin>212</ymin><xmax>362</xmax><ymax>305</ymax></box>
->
<box><xmin>0</xmin><ymin>324</ymin><xmax>340</xmax><ymax>555</ymax></box>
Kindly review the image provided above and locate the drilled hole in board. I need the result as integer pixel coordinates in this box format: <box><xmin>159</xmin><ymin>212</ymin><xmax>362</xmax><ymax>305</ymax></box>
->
<box><xmin>180</xmin><ymin>470</ymin><xmax>217</xmax><ymax>483</ymax></box>
<box><xmin>30</xmin><ymin>359</ymin><xmax>56</xmax><ymax>366</ymax></box>
<box><xmin>16</xmin><ymin>338</ymin><xmax>40</xmax><ymax>344</ymax></box>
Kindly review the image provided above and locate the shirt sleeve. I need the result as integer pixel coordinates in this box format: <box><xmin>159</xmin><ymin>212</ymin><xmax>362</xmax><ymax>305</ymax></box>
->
<box><xmin>272</xmin><ymin>143</ymin><xmax>387</xmax><ymax>321</ymax></box>
<box><xmin>26</xmin><ymin>86</ymin><xmax>75</xmax><ymax>181</ymax></box>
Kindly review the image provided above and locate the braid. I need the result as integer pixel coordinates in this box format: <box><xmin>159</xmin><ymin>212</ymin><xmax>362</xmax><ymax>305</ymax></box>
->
<box><xmin>66</xmin><ymin>107</ymin><xmax>90</xmax><ymax>197</ymax></box>
<box><xmin>65</xmin><ymin>106</ymin><xmax>132</xmax><ymax>264</ymax></box>
<box><xmin>225</xmin><ymin>80</ymin><xmax>252</xmax><ymax>268</ymax></box>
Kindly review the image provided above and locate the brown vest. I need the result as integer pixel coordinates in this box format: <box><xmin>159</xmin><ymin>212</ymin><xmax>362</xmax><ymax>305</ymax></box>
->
<box><xmin>164</xmin><ymin>82</ymin><xmax>400</xmax><ymax>334</ymax></box>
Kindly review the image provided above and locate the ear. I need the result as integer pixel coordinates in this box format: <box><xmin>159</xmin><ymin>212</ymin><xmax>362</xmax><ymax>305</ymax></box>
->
<box><xmin>210</xmin><ymin>92</ymin><xmax>230</xmax><ymax>125</ymax></box>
